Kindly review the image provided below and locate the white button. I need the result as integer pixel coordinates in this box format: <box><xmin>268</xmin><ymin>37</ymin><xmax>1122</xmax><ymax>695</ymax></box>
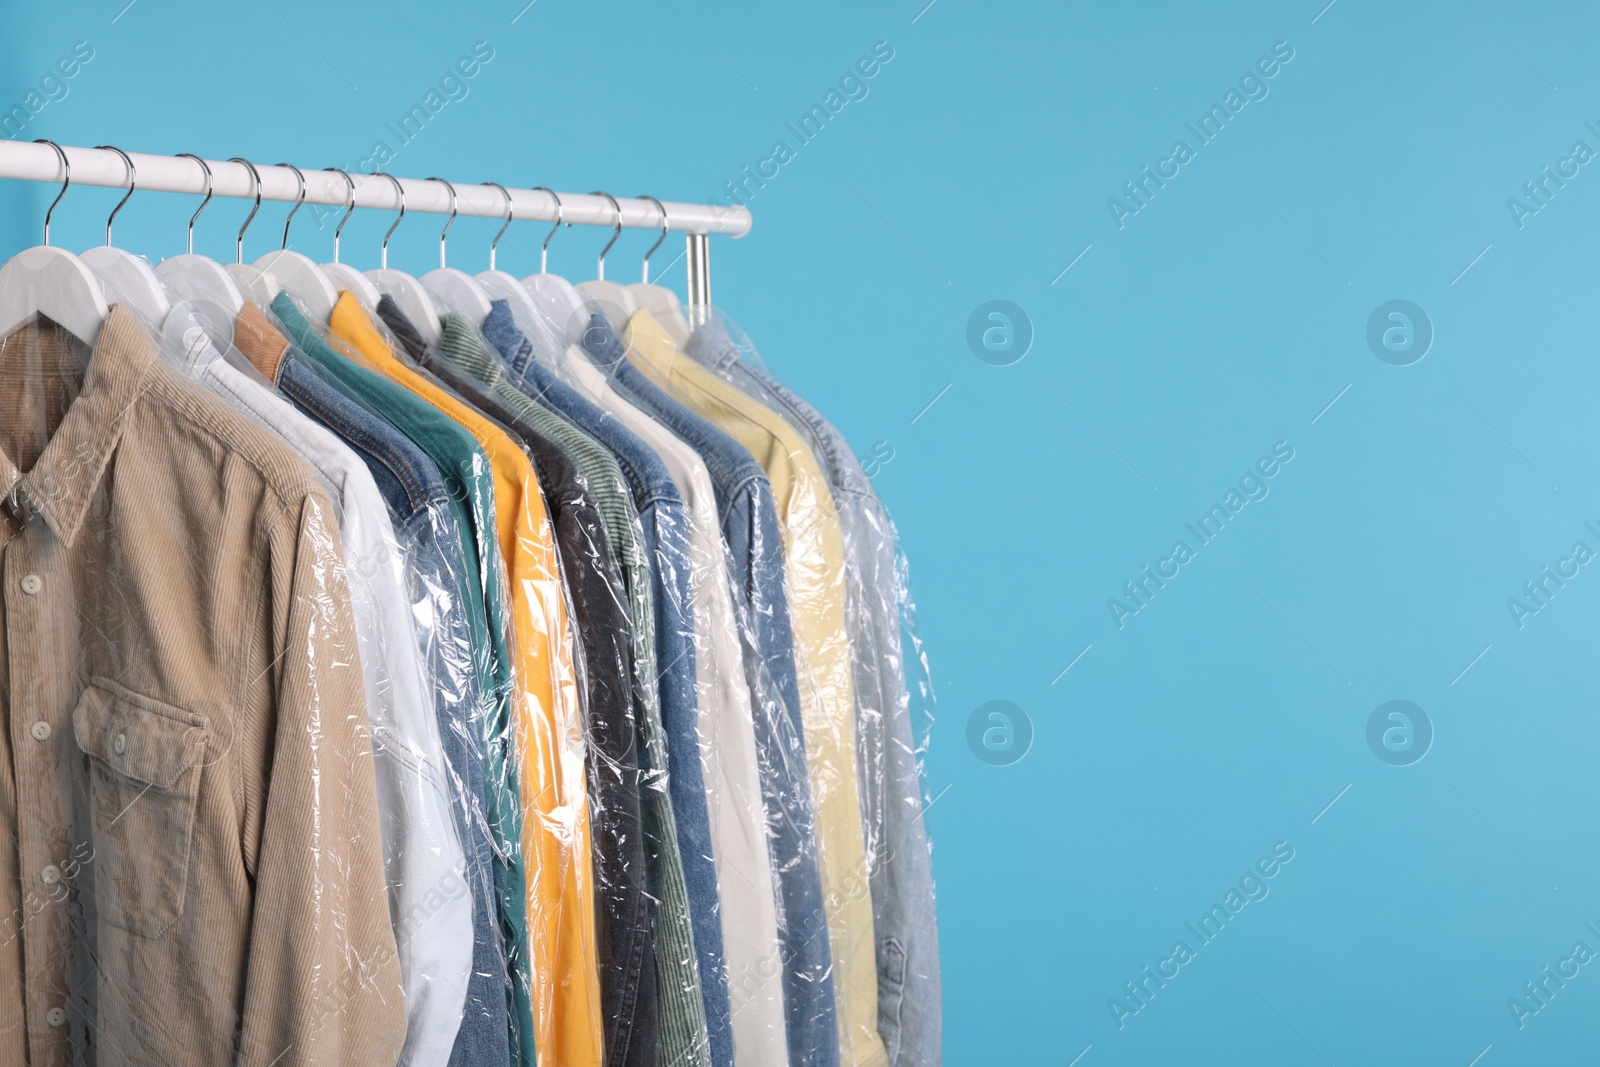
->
<box><xmin>113</xmin><ymin>733</ymin><xmax>126</xmax><ymax>755</ymax></box>
<box><xmin>20</xmin><ymin>574</ymin><xmax>41</xmax><ymax>595</ymax></box>
<box><xmin>45</xmin><ymin>1007</ymin><xmax>65</xmax><ymax>1027</ymax></box>
<box><xmin>40</xmin><ymin>865</ymin><xmax>60</xmax><ymax>886</ymax></box>
<box><xmin>29</xmin><ymin>721</ymin><xmax>49</xmax><ymax>742</ymax></box>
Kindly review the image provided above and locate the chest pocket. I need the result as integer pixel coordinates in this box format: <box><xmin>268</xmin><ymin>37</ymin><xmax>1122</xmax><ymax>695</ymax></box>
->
<box><xmin>72</xmin><ymin>681</ymin><xmax>209</xmax><ymax>939</ymax></box>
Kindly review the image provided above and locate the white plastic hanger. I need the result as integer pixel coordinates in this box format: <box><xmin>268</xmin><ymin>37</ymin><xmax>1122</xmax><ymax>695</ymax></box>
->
<box><xmin>253</xmin><ymin>163</ymin><xmax>338</xmax><ymax>323</ymax></box>
<box><xmin>155</xmin><ymin>153</ymin><xmax>246</xmax><ymax>317</ymax></box>
<box><xmin>627</xmin><ymin>194</ymin><xmax>690</xmax><ymax>346</ymax></box>
<box><xmin>574</xmin><ymin>191</ymin><xmax>637</xmax><ymax>333</ymax></box>
<box><xmin>0</xmin><ymin>139</ymin><xmax>109</xmax><ymax>347</ymax></box>
<box><xmin>419</xmin><ymin>177</ymin><xmax>493</xmax><ymax>323</ymax></box>
<box><xmin>522</xmin><ymin>187</ymin><xmax>592</xmax><ymax>348</ymax></box>
<box><xmin>223</xmin><ymin>158</ymin><xmax>281</xmax><ymax>307</ymax></box>
<box><xmin>475</xmin><ymin>181</ymin><xmax>552</xmax><ymax>340</ymax></box>
<box><xmin>79</xmin><ymin>145</ymin><xmax>171</xmax><ymax>325</ymax></box>
<box><xmin>319</xmin><ymin>168</ymin><xmax>382</xmax><ymax>312</ymax></box>
<box><xmin>365</xmin><ymin>172</ymin><xmax>442</xmax><ymax>347</ymax></box>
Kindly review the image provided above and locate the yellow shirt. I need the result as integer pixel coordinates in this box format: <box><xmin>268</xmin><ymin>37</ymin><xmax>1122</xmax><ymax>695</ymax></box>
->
<box><xmin>625</xmin><ymin>310</ymin><xmax>887</xmax><ymax>1067</ymax></box>
<box><xmin>328</xmin><ymin>294</ymin><xmax>602</xmax><ymax>1067</ymax></box>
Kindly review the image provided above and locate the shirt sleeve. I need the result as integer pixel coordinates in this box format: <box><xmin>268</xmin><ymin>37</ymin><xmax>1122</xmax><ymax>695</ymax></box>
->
<box><xmin>235</xmin><ymin>487</ymin><xmax>407</xmax><ymax>1067</ymax></box>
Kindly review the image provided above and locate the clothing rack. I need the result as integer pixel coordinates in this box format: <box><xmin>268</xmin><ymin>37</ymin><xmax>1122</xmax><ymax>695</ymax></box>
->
<box><xmin>0</xmin><ymin>140</ymin><xmax>745</xmax><ymax>316</ymax></box>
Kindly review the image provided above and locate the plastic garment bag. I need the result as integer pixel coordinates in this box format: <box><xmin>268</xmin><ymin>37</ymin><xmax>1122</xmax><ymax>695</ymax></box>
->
<box><xmin>681</xmin><ymin>308</ymin><xmax>943</xmax><ymax>1067</ymax></box>
<box><xmin>158</xmin><ymin>297</ymin><xmax>478</xmax><ymax>1065</ymax></box>
<box><xmin>0</xmin><ymin>303</ymin><xmax>406</xmax><ymax>1065</ymax></box>
<box><xmin>555</xmin><ymin>316</ymin><xmax>790</xmax><ymax>1067</ymax></box>
<box><xmin>323</xmin><ymin>295</ymin><xmax>603</xmax><ymax>1067</ymax></box>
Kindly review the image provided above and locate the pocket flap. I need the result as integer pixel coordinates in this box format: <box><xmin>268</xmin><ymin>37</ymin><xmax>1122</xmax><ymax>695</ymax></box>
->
<box><xmin>73</xmin><ymin>682</ymin><xmax>208</xmax><ymax>789</ymax></box>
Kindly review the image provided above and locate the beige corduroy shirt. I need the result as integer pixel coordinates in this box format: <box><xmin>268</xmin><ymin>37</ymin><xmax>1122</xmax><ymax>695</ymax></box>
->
<box><xmin>0</xmin><ymin>306</ymin><xmax>405</xmax><ymax>1067</ymax></box>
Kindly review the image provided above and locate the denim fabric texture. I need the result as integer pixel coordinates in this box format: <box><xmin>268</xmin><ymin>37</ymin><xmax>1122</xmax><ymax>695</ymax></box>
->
<box><xmin>274</xmin><ymin>349</ymin><xmax>515</xmax><ymax>1067</ymax></box>
<box><xmin>268</xmin><ymin>294</ymin><xmax>537</xmax><ymax>1067</ymax></box>
<box><xmin>578</xmin><ymin>315</ymin><xmax>841</xmax><ymax>1067</ymax></box>
<box><xmin>688</xmin><ymin>331</ymin><xmax>942</xmax><ymax>1067</ymax></box>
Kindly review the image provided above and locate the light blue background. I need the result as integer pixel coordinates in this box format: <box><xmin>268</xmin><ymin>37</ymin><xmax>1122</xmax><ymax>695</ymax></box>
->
<box><xmin>6</xmin><ymin>1</ymin><xmax>1600</xmax><ymax>1063</ymax></box>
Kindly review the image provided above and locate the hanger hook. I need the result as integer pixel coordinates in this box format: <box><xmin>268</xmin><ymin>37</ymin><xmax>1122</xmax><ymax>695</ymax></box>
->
<box><xmin>324</xmin><ymin>167</ymin><xmax>357</xmax><ymax>264</ymax></box>
<box><xmin>638</xmin><ymin>195</ymin><xmax>669</xmax><ymax>284</ymax></box>
<box><xmin>33</xmin><ymin>139</ymin><xmax>70</xmax><ymax>248</ymax></box>
<box><xmin>275</xmin><ymin>162</ymin><xmax>307</xmax><ymax>251</ymax></box>
<box><xmin>428</xmin><ymin>176</ymin><xmax>458</xmax><ymax>270</ymax></box>
<box><xmin>175</xmin><ymin>153</ymin><xmax>214</xmax><ymax>256</ymax></box>
<box><xmin>483</xmin><ymin>181</ymin><xmax>513</xmax><ymax>273</ymax></box>
<box><xmin>376</xmin><ymin>172</ymin><xmax>405</xmax><ymax>271</ymax></box>
<box><xmin>228</xmin><ymin>157</ymin><xmax>263</xmax><ymax>265</ymax></box>
<box><xmin>94</xmin><ymin>145</ymin><xmax>136</xmax><ymax>248</ymax></box>
<box><xmin>532</xmin><ymin>186</ymin><xmax>561</xmax><ymax>274</ymax></box>
<box><xmin>589</xmin><ymin>191</ymin><xmax>622</xmax><ymax>281</ymax></box>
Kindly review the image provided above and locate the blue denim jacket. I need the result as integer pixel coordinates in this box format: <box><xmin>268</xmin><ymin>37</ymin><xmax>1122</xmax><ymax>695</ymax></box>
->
<box><xmin>271</xmin><ymin>347</ymin><xmax>513</xmax><ymax>1067</ymax></box>
<box><xmin>499</xmin><ymin>335</ymin><xmax>734</xmax><ymax>1067</ymax></box>
<box><xmin>578</xmin><ymin>315</ymin><xmax>842</xmax><ymax>1067</ymax></box>
<box><xmin>688</xmin><ymin>323</ymin><xmax>942</xmax><ymax>1067</ymax></box>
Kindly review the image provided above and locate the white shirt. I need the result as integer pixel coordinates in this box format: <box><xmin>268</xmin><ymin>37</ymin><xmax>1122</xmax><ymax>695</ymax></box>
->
<box><xmin>160</xmin><ymin>302</ymin><xmax>473</xmax><ymax>1067</ymax></box>
<box><xmin>557</xmin><ymin>344</ymin><xmax>790</xmax><ymax>1067</ymax></box>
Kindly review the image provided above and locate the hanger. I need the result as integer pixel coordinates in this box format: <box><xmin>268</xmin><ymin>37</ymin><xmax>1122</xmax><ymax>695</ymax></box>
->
<box><xmin>574</xmin><ymin>190</ymin><xmax>637</xmax><ymax>333</ymax></box>
<box><xmin>224</xmin><ymin>158</ymin><xmax>282</xmax><ymax>306</ymax></box>
<box><xmin>474</xmin><ymin>180</ymin><xmax>550</xmax><ymax>340</ymax></box>
<box><xmin>0</xmin><ymin>139</ymin><xmax>110</xmax><ymax>346</ymax></box>
<box><xmin>253</xmin><ymin>163</ymin><xmax>338</xmax><ymax>322</ymax></box>
<box><xmin>365</xmin><ymin>172</ymin><xmax>443</xmax><ymax>347</ymax></box>
<box><xmin>627</xmin><ymin>194</ymin><xmax>690</xmax><ymax>345</ymax></box>
<box><xmin>155</xmin><ymin>153</ymin><xmax>246</xmax><ymax>316</ymax></box>
<box><xmin>319</xmin><ymin>167</ymin><xmax>382</xmax><ymax>310</ymax></box>
<box><xmin>79</xmin><ymin>145</ymin><xmax>172</xmax><ymax>324</ymax></box>
<box><xmin>522</xmin><ymin>186</ymin><xmax>591</xmax><ymax>346</ymax></box>
<box><xmin>419</xmin><ymin>176</ymin><xmax>493</xmax><ymax>323</ymax></box>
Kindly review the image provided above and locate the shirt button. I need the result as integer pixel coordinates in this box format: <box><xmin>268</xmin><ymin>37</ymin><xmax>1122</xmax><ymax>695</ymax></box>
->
<box><xmin>30</xmin><ymin>721</ymin><xmax>50</xmax><ymax>742</ymax></box>
<box><xmin>40</xmin><ymin>865</ymin><xmax>60</xmax><ymax>886</ymax></box>
<box><xmin>20</xmin><ymin>574</ymin><xmax>41</xmax><ymax>595</ymax></box>
<box><xmin>45</xmin><ymin>1007</ymin><xmax>65</xmax><ymax>1027</ymax></box>
<box><xmin>113</xmin><ymin>733</ymin><xmax>126</xmax><ymax>755</ymax></box>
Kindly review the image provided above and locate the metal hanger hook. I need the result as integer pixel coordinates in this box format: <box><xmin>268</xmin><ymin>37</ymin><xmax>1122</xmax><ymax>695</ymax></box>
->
<box><xmin>532</xmin><ymin>186</ymin><xmax>562</xmax><ymax>274</ymax></box>
<box><xmin>94</xmin><ymin>145</ymin><xmax>136</xmax><ymax>248</ymax></box>
<box><xmin>175</xmin><ymin>153</ymin><xmax>214</xmax><ymax>256</ymax></box>
<box><xmin>589</xmin><ymin>191</ymin><xmax>622</xmax><ymax>281</ymax></box>
<box><xmin>275</xmin><ymin>162</ymin><xmax>307</xmax><ymax>251</ymax></box>
<box><xmin>33</xmin><ymin>139</ymin><xmax>70</xmax><ymax>247</ymax></box>
<box><xmin>483</xmin><ymin>181</ymin><xmax>513</xmax><ymax>272</ymax></box>
<box><xmin>428</xmin><ymin>176</ymin><xmax>458</xmax><ymax>270</ymax></box>
<box><xmin>638</xmin><ymin>195</ymin><xmax>668</xmax><ymax>284</ymax></box>
<box><xmin>324</xmin><ymin>168</ymin><xmax>357</xmax><ymax>264</ymax></box>
<box><xmin>376</xmin><ymin>172</ymin><xmax>405</xmax><ymax>271</ymax></box>
<box><xmin>228</xmin><ymin>157</ymin><xmax>263</xmax><ymax>265</ymax></box>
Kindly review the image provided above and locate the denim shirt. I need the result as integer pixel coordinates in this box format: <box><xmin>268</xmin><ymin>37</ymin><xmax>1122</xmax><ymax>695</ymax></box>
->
<box><xmin>268</xmin><ymin>295</ymin><xmax>537</xmax><ymax>1067</ymax></box>
<box><xmin>272</xmin><ymin>349</ymin><xmax>514</xmax><ymax>1067</ymax></box>
<box><xmin>687</xmin><ymin>326</ymin><xmax>942</xmax><ymax>1067</ymax></box>
<box><xmin>579</xmin><ymin>315</ymin><xmax>841</xmax><ymax>1067</ymax></box>
<box><xmin>502</xmin><ymin>344</ymin><xmax>729</xmax><ymax>1067</ymax></box>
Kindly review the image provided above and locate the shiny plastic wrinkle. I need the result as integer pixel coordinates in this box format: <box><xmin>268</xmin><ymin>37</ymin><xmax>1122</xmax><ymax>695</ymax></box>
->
<box><xmin>626</xmin><ymin>311</ymin><xmax>886</xmax><ymax>1067</ymax></box>
<box><xmin>686</xmin><ymin>308</ymin><xmax>942</xmax><ymax>1067</ymax></box>
<box><xmin>0</xmin><ymin>306</ymin><xmax>406</xmax><ymax>1066</ymax></box>
<box><xmin>326</xmin><ymin>294</ymin><xmax>602</xmax><ymax>1067</ymax></box>
<box><xmin>159</xmin><ymin>294</ymin><xmax>475</xmax><ymax>1067</ymax></box>
<box><xmin>564</xmin><ymin>318</ymin><xmax>789</xmax><ymax>1067</ymax></box>
<box><xmin>265</xmin><ymin>290</ymin><xmax>536</xmax><ymax>1065</ymax></box>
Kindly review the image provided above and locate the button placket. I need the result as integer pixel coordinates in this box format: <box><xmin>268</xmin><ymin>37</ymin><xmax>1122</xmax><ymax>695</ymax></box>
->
<box><xmin>7</xmin><ymin>526</ymin><xmax>75</xmax><ymax>1056</ymax></box>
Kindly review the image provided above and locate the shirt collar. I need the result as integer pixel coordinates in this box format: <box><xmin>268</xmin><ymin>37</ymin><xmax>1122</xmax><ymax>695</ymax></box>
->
<box><xmin>1</xmin><ymin>304</ymin><xmax>159</xmax><ymax>545</ymax></box>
